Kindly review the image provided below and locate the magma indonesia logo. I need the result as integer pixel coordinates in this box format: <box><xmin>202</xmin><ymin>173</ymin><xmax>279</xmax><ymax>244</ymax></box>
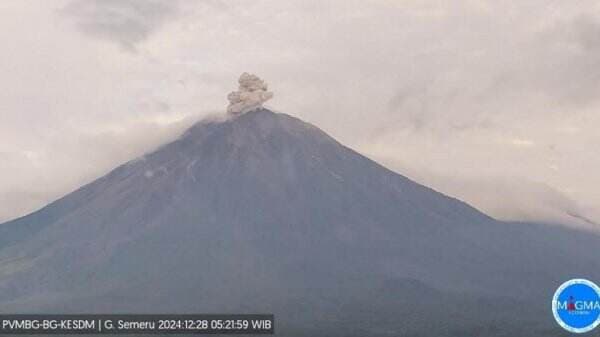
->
<box><xmin>552</xmin><ymin>279</ymin><xmax>600</xmax><ymax>333</ymax></box>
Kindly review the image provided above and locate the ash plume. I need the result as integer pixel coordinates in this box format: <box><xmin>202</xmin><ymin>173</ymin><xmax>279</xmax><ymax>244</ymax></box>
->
<box><xmin>227</xmin><ymin>73</ymin><xmax>274</xmax><ymax>115</ymax></box>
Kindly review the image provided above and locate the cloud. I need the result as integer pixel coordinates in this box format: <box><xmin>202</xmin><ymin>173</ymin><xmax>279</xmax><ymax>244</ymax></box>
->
<box><xmin>369</xmin><ymin>158</ymin><xmax>599</xmax><ymax>232</ymax></box>
<box><xmin>0</xmin><ymin>114</ymin><xmax>203</xmax><ymax>223</ymax></box>
<box><xmin>510</xmin><ymin>139</ymin><xmax>535</xmax><ymax>148</ymax></box>
<box><xmin>227</xmin><ymin>73</ymin><xmax>274</xmax><ymax>115</ymax></box>
<box><xmin>2</xmin><ymin>0</ymin><xmax>600</xmax><ymax>228</ymax></box>
<box><xmin>424</xmin><ymin>175</ymin><xmax>599</xmax><ymax>231</ymax></box>
<box><xmin>62</xmin><ymin>0</ymin><xmax>180</xmax><ymax>51</ymax></box>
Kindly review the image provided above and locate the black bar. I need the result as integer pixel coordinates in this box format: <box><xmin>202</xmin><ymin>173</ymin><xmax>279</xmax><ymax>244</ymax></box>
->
<box><xmin>0</xmin><ymin>314</ymin><xmax>274</xmax><ymax>334</ymax></box>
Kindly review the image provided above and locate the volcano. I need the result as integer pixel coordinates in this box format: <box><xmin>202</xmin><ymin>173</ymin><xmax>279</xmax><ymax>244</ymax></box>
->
<box><xmin>0</xmin><ymin>108</ymin><xmax>598</xmax><ymax>336</ymax></box>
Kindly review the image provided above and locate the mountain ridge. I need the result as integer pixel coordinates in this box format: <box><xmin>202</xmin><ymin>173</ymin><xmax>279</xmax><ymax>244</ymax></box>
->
<box><xmin>0</xmin><ymin>108</ymin><xmax>598</xmax><ymax>336</ymax></box>
<box><xmin>1</xmin><ymin>109</ymin><xmax>492</xmax><ymax>236</ymax></box>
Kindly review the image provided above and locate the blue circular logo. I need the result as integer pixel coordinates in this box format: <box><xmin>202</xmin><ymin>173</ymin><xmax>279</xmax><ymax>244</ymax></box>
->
<box><xmin>552</xmin><ymin>279</ymin><xmax>600</xmax><ymax>333</ymax></box>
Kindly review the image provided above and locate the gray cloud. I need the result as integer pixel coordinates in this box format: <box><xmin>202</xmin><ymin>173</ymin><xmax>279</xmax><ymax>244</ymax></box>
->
<box><xmin>62</xmin><ymin>0</ymin><xmax>180</xmax><ymax>51</ymax></box>
<box><xmin>227</xmin><ymin>73</ymin><xmax>274</xmax><ymax>115</ymax></box>
<box><xmin>1</xmin><ymin>1</ymin><xmax>599</xmax><ymax>228</ymax></box>
<box><xmin>368</xmin><ymin>6</ymin><xmax>600</xmax><ymax>137</ymax></box>
<box><xmin>0</xmin><ymin>115</ymin><xmax>202</xmax><ymax>223</ymax></box>
<box><xmin>405</xmin><ymin>169</ymin><xmax>599</xmax><ymax>231</ymax></box>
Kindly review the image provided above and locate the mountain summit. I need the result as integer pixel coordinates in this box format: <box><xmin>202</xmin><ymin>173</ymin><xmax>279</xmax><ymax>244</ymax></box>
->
<box><xmin>0</xmin><ymin>108</ymin><xmax>599</xmax><ymax>336</ymax></box>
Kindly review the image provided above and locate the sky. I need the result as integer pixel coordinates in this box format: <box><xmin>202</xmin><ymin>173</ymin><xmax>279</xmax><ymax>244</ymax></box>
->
<box><xmin>1</xmin><ymin>0</ymin><xmax>599</xmax><ymax>230</ymax></box>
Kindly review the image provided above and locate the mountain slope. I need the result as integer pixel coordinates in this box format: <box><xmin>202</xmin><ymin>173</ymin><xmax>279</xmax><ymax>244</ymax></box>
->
<box><xmin>0</xmin><ymin>109</ymin><xmax>598</xmax><ymax>336</ymax></box>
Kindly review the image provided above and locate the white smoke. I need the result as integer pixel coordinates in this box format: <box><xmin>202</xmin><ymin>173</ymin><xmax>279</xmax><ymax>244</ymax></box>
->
<box><xmin>227</xmin><ymin>73</ymin><xmax>274</xmax><ymax>115</ymax></box>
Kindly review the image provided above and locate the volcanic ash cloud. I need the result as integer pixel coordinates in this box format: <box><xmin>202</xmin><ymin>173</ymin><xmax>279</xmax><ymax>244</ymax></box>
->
<box><xmin>227</xmin><ymin>73</ymin><xmax>274</xmax><ymax>115</ymax></box>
